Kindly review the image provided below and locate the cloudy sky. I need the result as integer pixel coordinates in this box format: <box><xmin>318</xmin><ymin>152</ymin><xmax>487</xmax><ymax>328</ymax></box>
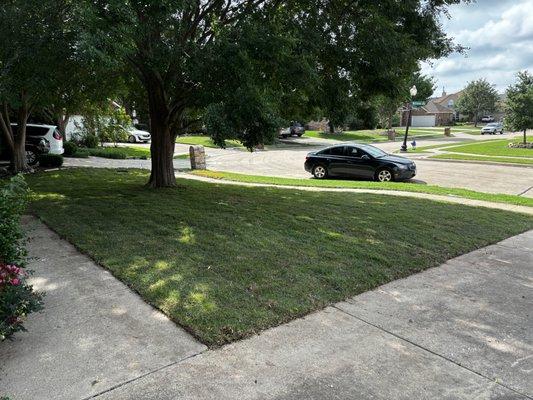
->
<box><xmin>421</xmin><ymin>0</ymin><xmax>533</xmax><ymax>96</ymax></box>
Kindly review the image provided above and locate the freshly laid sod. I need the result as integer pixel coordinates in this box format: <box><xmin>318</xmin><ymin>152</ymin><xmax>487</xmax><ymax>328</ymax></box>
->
<box><xmin>26</xmin><ymin>169</ymin><xmax>533</xmax><ymax>346</ymax></box>
<box><xmin>191</xmin><ymin>170</ymin><xmax>533</xmax><ymax>208</ymax></box>
<box><xmin>430</xmin><ymin>153</ymin><xmax>533</xmax><ymax>165</ymax></box>
<box><xmin>176</xmin><ymin>135</ymin><xmax>243</xmax><ymax>148</ymax></box>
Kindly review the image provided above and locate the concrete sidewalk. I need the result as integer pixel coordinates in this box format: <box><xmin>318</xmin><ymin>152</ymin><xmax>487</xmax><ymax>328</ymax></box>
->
<box><xmin>0</xmin><ymin>217</ymin><xmax>206</xmax><ymax>400</ymax></box>
<box><xmin>1</xmin><ymin>220</ymin><xmax>531</xmax><ymax>399</ymax></box>
<box><xmin>94</xmin><ymin>230</ymin><xmax>533</xmax><ymax>400</ymax></box>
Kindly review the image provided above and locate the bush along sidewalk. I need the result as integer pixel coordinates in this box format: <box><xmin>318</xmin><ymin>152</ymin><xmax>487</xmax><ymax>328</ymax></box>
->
<box><xmin>0</xmin><ymin>175</ymin><xmax>43</xmax><ymax>341</ymax></box>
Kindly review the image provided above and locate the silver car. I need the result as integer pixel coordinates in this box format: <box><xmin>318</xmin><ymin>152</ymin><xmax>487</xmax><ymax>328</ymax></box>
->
<box><xmin>481</xmin><ymin>122</ymin><xmax>503</xmax><ymax>135</ymax></box>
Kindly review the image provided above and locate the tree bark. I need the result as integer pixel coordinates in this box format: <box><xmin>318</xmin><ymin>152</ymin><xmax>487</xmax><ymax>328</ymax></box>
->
<box><xmin>524</xmin><ymin>129</ymin><xmax>527</xmax><ymax>145</ymax></box>
<box><xmin>148</xmin><ymin>118</ymin><xmax>177</xmax><ymax>188</ymax></box>
<box><xmin>328</xmin><ymin>120</ymin><xmax>335</xmax><ymax>134</ymax></box>
<box><xmin>56</xmin><ymin>113</ymin><xmax>69</xmax><ymax>138</ymax></box>
<box><xmin>145</xmin><ymin>81</ymin><xmax>177</xmax><ymax>188</ymax></box>
<box><xmin>12</xmin><ymin>104</ymin><xmax>30</xmax><ymax>172</ymax></box>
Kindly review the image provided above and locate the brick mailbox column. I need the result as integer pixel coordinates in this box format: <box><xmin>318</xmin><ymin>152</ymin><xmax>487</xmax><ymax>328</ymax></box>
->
<box><xmin>444</xmin><ymin>127</ymin><xmax>451</xmax><ymax>136</ymax></box>
<box><xmin>387</xmin><ymin>130</ymin><xmax>396</xmax><ymax>141</ymax></box>
<box><xmin>189</xmin><ymin>145</ymin><xmax>206</xmax><ymax>170</ymax></box>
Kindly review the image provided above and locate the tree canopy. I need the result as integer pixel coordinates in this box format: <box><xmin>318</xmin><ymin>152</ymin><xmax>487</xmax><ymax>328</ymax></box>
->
<box><xmin>456</xmin><ymin>78</ymin><xmax>499</xmax><ymax>126</ymax></box>
<box><xmin>82</xmin><ymin>0</ymin><xmax>465</xmax><ymax>187</ymax></box>
<box><xmin>505</xmin><ymin>71</ymin><xmax>533</xmax><ymax>144</ymax></box>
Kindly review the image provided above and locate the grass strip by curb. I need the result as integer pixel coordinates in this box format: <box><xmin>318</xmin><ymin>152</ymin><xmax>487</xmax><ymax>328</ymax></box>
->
<box><xmin>190</xmin><ymin>170</ymin><xmax>533</xmax><ymax>208</ymax></box>
<box><xmin>429</xmin><ymin>153</ymin><xmax>533</xmax><ymax>165</ymax></box>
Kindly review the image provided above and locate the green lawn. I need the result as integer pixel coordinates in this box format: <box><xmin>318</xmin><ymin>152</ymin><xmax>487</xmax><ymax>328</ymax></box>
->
<box><xmin>305</xmin><ymin>128</ymin><xmax>442</xmax><ymax>143</ymax></box>
<box><xmin>191</xmin><ymin>170</ymin><xmax>533</xmax><ymax>207</ymax></box>
<box><xmin>430</xmin><ymin>153</ymin><xmax>533</xmax><ymax>165</ymax></box>
<box><xmin>26</xmin><ymin>169</ymin><xmax>533</xmax><ymax>346</ymax></box>
<box><xmin>439</xmin><ymin>139</ymin><xmax>533</xmax><ymax>158</ymax></box>
<box><xmin>176</xmin><ymin>135</ymin><xmax>243</xmax><ymax>148</ymax></box>
<box><xmin>69</xmin><ymin>146</ymin><xmax>189</xmax><ymax>160</ymax></box>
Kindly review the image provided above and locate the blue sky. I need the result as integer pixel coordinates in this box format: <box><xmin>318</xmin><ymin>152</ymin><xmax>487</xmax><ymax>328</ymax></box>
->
<box><xmin>421</xmin><ymin>0</ymin><xmax>533</xmax><ymax>96</ymax></box>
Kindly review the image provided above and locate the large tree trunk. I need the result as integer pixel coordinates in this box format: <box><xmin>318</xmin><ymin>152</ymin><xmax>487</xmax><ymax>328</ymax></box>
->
<box><xmin>146</xmin><ymin>82</ymin><xmax>177</xmax><ymax>188</ymax></box>
<box><xmin>148</xmin><ymin>118</ymin><xmax>177</xmax><ymax>188</ymax></box>
<box><xmin>12</xmin><ymin>106</ymin><xmax>30</xmax><ymax>172</ymax></box>
<box><xmin>0</xmin><ymin>100</ymin><xmax>30</xmax><ymax>173</ymax></box>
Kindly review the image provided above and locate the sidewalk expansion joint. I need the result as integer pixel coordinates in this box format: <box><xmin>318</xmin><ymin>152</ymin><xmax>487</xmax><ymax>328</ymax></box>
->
<box><xmin>332</xmin><ymin>305</ymin><xmax>533</xmax><ymax>400</ymax></box>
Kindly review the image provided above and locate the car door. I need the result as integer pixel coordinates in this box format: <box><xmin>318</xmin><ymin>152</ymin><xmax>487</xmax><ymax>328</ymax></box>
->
<box><xmin>326</xmin><ymin>146</ymin><xmax>350</xmax><ymax>176</ymax></box>
<box><xmin>343</xmin><ymin>146</ymin><xmax>375</xmax><ymax>179</ymax></box>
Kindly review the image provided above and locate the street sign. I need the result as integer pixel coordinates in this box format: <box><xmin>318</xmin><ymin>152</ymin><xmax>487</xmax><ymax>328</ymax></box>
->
<box><xmin>412</xmin><ymin>101</ymin><xmax>425</xmax><ymax>108</ymax></box>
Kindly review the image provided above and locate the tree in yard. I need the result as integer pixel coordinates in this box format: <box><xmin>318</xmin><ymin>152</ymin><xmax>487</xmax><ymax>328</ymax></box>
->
<box><xmin>304</xmin><ymin>1</ymin><xmax>458</xmax><ymax>134</ymax></box>
<box><xmin>0</xmin><ymin>0</ymin><xmax>80</xmax><ymax>172</ymax></box>
<box><xmin>374</xmin><ymin>71</ymin><xmax>436</xmax><ymax>130</ymax></box>
<box><xmin>505</xmin><ymin>71</ymin><xmax>533</xmax><ymax>144</ymax></box>
<box><xmin>456</xmin><ymin>78</ymin><xmax>499</xmax><ymax>126</ymax></box>
<box><xmin>83</xmin><ymin>0</ymin><xmax>466</xmax><ymax>188</ymax></box>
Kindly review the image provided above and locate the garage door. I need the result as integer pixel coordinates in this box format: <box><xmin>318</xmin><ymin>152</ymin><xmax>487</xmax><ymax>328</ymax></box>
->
<box><xmin>411</xmin><ymin>115</ymin><xmax>436</xmax><ymax>127</ymax></box>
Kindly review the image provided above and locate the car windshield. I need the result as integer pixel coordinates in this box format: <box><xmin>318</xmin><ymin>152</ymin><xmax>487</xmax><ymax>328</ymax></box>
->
<box><xmin>486</xmin><ymin>123</ymin><xmax>498</xmax><ymax>127</ymax></box>
<box><xmin>361</xmin><ymin>145</ymin><xmax>387</xmax><ymax>158</ymax></box>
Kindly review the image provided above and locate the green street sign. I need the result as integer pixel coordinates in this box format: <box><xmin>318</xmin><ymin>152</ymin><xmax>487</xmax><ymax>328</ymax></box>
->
<box><xmin>412</xmin><ymin>101</ymin><xmax>425</xmax><ymax>107</ymax></box>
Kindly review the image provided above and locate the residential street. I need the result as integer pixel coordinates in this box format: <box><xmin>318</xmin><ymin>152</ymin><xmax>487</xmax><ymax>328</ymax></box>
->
<box><xmin>66</xmin><ymin>132</ymin><xmax>533</xmax><ymax>198</ymax></box>
<box><xmin>2</xmin><ymin>218</ymin><xmax>531</xmax><ymax>399</ymax></box>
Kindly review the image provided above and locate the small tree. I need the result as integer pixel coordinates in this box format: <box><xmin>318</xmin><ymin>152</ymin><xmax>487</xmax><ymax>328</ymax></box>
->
<box><xmin>0</xmin><ymin>0</ymin><xmax>79</xmax><ymax>172</ymax></box>
<box><xmin>505</xmin><ymin>71</ymin><xmax>533</xmax><ymax>144</ymax></box>
<box><xmin>456</xmin><ymin>79</ymin><xmax>499</xmax><ymax>126</ymax></box>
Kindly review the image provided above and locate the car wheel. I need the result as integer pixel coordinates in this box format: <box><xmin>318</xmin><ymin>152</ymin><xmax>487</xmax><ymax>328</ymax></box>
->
<box><xmin>376</xmin><ymin>168</ymin><xmax>393</xmax><ymax>182</ymax></box>
<box><xmin>297</xmin><ymin>133</ymin><xmax>303</xmax><ymax>137</ymax></box>
<box><xmin>481</xmin><ymin>132</ymin><xmax>485</xmax><ymax>135</ymax></box>
<box><xmin>26</xmin><ymin>150</ymin><xmax>38</xmax><ymax>166</ymax></box>
<box><xmin>500</xmin><ymin>131</ymin><xmax>503</xmax><ymax>135</ymax></box>
<box><xmin>312</xmin><ymin>165</ymin><xmax>328</xmax><ymax>179</ymax></box>
<box><xmin>128</xmin><ymin>135</ymin><xmax>136</xmax><ymax>143</ymax></box>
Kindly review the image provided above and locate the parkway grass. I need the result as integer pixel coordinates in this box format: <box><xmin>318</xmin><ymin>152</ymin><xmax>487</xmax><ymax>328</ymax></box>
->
<box><xmin>190</xmin><ymin>170</ymin><xmax>533</xmax><ymax>208</ymax></box>
<box><xmin>26</xmin><ymin>168</ymin><xmax>533</xmax><ymax>346</ymax></box>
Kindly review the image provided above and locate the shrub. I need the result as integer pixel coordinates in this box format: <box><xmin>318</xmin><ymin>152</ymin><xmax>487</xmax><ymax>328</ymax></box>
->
<box><xmin>38</xmin><ymin>154</ymin><xmax>64</xmax><ymax>168</ymax></box>
<box><xmin>74</xmin><ymin>149</ymin><xmax>90</xmax><ymax>158</ymax></box>
<box><xmin>0</xmin><ymin>263</ymin><xmax>43</xmax><ymax>340</ymax></box>
<box><xmin>82</xmin><ymin>134</ymin><xmax>99</xmax><ymax>149</ymax></box>
<box><xmin>0</xmin><ymin>175</ymin><xmax>44</xmax><ymax>341</ymax></box>
<box><xmin>88</xmin><ymin>148</ymin><xmax>127</xmax><ymax>159</ymax></box>
<box><xmin>0</xmin><ymin>175</ymin><xmax>28</xmax><ymax>265</ymax></box>
<box><xmin>63</xmin><ymin>141</ymin><xmax>78</xmax><ymax>157</ymax></box>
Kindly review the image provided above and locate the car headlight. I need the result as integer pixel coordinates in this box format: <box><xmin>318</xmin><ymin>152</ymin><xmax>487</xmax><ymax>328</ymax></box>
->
<box><xmin>396</xmin><ymin>164</ymin><xmax>408</xmax><ymax>170</ymax></box>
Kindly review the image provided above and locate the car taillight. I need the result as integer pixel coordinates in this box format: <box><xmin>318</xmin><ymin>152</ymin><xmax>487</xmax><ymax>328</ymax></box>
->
<box><xmin>53</xmin><ymin>131</ymin><xmax>62</xmax><ymax>140</ymax></box>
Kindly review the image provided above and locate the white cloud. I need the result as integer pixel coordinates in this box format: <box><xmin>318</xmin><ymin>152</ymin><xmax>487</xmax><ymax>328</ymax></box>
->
<box><xmin>422</xmin><ymin>0</ymin><xmax>533</xmax><ymax>95</ymax></box>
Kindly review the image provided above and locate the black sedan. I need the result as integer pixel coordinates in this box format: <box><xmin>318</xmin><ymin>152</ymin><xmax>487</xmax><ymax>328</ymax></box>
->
<box><xmin>304</xmin><ymin>144</ymin><xmax>416</xmax><ymax>182</ymax></box>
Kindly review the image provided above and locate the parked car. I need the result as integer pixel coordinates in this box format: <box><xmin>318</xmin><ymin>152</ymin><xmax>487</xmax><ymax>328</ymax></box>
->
<box><xmin>481</xmin><ymin>115</ymin><xmax>495</xmax><ymax>123</ymax></box>
<box><xmin>481</xmin><ymin>122</ymin><xmax>504</xmax><ymax>135</ymax></box>
<box><xmin>1</xmin><ymin>124</ymin><xmax>65</xmax><ymax>165</ymax></box>
<box><xmin>0</xmin><ymin>124</ymin><xmax>50</xmax><ymax>165</ymax></box>
<box><xmin>126</xmin><ymin>127</ymin><xmax>151</xmax><ymax>143</ymax></box>
<box><xmin>279</xmin><ymin>122</ymin><xmax>305</xmax><ymax>138</ymax></box>
<box><xmin>304</xmin><ymin>144</ymin><xmax>416</xmax><ymax>182</ymax></box>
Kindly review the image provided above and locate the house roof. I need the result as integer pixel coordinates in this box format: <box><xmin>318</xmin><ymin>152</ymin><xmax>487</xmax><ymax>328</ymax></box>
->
<box><xmin>432</xmin><ymin>90</ymin><xmax>463</xmax><ymax>106</ymax></box>
<box><xmin>422</xmin><ymin>101</ymin><xmax>454</xmax><ymax>114</ymax></box>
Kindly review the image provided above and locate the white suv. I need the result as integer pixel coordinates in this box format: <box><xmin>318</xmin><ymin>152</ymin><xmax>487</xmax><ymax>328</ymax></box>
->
<box><xmin>10</xmin><ymin>123</ymin><xmax>64</xmax><ymax>164</ymax></box>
